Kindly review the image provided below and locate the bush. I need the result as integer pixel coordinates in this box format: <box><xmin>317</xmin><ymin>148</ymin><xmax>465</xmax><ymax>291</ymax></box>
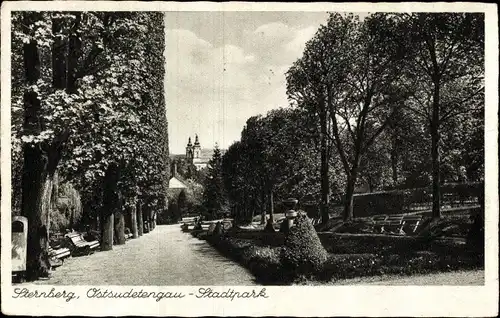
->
<box><xmin>50</xmin><ymin>182</ymin><xmax>83</xmax><ymax>232</ymax></box>
<box><xmin>214</xmin><ymin>222</ymin><xmax>223</xmax><ymax>236</ymax></box>
<box><xmin>244</xmin><ymin>246</ymin><xmax>285</xmax><ymax>283</ymax></box>
<box><xmin>353</xmin><ymin>190</ymin><xmax>407</xmax><ymax>217</ymax></box>
<box><xmin>467</xmin><ymin>212</ymin><xmax>484</xmax><ymax>253</ymax></box>
<box><xmin>281</xmin><ymin>212</ymin><xmax>328</xmax><ymax>278</ymax></box>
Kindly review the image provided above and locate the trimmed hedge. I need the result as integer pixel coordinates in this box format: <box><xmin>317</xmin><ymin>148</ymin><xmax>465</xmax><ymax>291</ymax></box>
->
<box><xmin>281</xmin><ymin>213</ymin><xmax>328</xmax><ymax>279</ymax></box>
<box><xmin>353</xmin><ymin>182</ymin><xmax>484</xmax><ymax>217</ymax></box>
<box><xmin>190</xmin><ymin>220</ymin><xmax>483</xmax><ymax>284</ymax></box>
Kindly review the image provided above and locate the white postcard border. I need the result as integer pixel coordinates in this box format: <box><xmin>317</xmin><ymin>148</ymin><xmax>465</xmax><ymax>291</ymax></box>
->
<box><xmin>1</xmin><ymin>2</ymin><xmax>498</xmax><ymax>317</ymax></box>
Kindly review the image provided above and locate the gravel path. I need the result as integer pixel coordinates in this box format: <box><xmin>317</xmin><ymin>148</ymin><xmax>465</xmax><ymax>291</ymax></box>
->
<box><xmin>332</xmin><ymin>270</ymin><xmax>485</xmax><ymax>285</ymax></box>
<box><xmin>31</xmin><ymin>224</ymin><xmax>257</xmax><ymax>285</ymax></box>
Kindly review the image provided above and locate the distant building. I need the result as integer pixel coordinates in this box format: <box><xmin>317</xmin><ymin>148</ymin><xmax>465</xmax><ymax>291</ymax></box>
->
<box><xmin>185</xmin><ymin>134</ymin><xmax>211</xmax><ymax>170</ymax></box>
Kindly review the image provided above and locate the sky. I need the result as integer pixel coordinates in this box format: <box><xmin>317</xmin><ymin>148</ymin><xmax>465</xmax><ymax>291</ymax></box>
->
<box><xmin>164</xmin><ymin>11</ymin><xmax>331</xmax><ymax>154</ymax></box>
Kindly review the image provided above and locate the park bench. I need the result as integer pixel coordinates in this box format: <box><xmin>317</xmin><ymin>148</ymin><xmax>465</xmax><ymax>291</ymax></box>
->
<box><xmin>310</xmin><ymin>217</ymin><xmax>322</xmax><ymax>226</ymax></box>
<box><xmin>65</xmin><ymin>232</ymin><xmax>100</xmax><ymax>255</ymax></box>
<box><xmin>371</xmin><ymin>215</ymin><xmax>405</xmax><ymax>234</ymax></box>
<box><xmin>371</xmin><ymin>215</ymin><xmax>387</xmax><ymax>233</ymax></box>
<box><xmin>124</xmin><ymin>228</ymin><xmax>133</xmax><ymax>240</ymax></box>
<box><xmin>201</xmin><ymin>223</ymin><xmax>211</xmax><ymax>230</ymax></box>
<box><xmin>48</xmin><ymin>245</ymin><xmax>71</xmax><ymax>269</ymax></box>
<box><xmin>381</xmin><ymin>215</ymin><xmax>406</xmax><ymax>234</ymax></box>
<box><xmin>401</xmin><ymin>215</ymin><xmax>423</xmax><ymax>235</ymax></box>
<box><xmin>48</xmin><ymin>245</ymin><xmax>71</xmax><ymax>260</ymax></box>
<box><xmin>371</xmin><ymin>214</ymin><xmax>424</xmax><ymax>235</ymax></box>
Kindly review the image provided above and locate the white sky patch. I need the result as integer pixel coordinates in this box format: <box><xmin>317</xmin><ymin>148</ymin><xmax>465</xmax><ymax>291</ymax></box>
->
<box><xmin>164</xmin><ymin>12</ymin><xmax>331</xmax><ymax>153</ymax></box>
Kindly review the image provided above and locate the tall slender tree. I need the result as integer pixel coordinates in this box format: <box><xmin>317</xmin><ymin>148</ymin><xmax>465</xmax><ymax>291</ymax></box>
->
<box><xmin>403</xmin><ymin>13</ymin><xmax>484</xmax><ymax>218</ymax></box>
<box><xmin>202</xmin><ymin>145</ymin><xmax>227</xmax><ymax>220</ymax></box>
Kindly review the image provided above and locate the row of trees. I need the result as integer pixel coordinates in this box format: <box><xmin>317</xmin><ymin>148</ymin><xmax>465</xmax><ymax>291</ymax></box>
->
<box><xmin>220</xmin><ymin>13</ymin><xmax>484</xmax><ymax>224</ymax></box>
<box><xmin>12</xmin><ymin>12</ymin><xmax>169</xmax><ymax>280</ymax></box>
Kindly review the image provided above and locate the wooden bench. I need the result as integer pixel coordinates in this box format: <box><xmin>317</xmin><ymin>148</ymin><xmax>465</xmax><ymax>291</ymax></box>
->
<box><xmin>401</xmin><ymin>215</ymin><xmax>423</xmax><ymax>235</ymax></box>
<box><xmin>48</xmin><ymin>246</ymin><xmax>71</xmax><ymax>269</ymax></box>
<box><xmin>371</xmin><ymin>215</ymin><xmax>387</xmax><ymax>233</ymax></box>
<box><xmin>65</xmin><ymin>232</ymin><xmax>100</xmax><ymax>255</ymax></box>
<box><xmin>49</xmin><ymin>246</ymin><xmax>71</xmax><ymax>259</ymax></box>
<box><xmin>371</xmin><ymin>214</ymin><xmax>424</xmax><ymax>235</ymax></box>
<box><xmin>310</xmin><ymin>217</ymin><xmax>322</xmax><ymax>226</ymax></box>
<box><xmin>201</xmin><ymin>224</ymin><xmax>211</xmax><ymax>230</ymax></box>
<box><xmin>371</xmin><ymin>215</ymin><xmax>405</xmax><ymax>234</ymax></box>
<box><xmin>381</xmin><ymin>215</ymin><xmax>406</xmax><ymax>234</ymax></box>
<box><xmin>124</xmin><ymin>228</ymin><xmax>134</xmax><ymax>240</ymax></box>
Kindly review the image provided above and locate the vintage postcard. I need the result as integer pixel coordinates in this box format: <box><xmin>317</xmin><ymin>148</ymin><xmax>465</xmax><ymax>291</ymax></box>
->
<box><xmin>1</xmin><ymin>1</ymin><xmax>498</xmax><ymax>316</ymax></box>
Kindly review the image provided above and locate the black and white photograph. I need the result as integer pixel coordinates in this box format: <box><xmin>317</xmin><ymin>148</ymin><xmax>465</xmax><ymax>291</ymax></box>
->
<box><xmin>1</xmin><ymin>1</ymin><xmax>498</xmax><ymax>317</ymax></box>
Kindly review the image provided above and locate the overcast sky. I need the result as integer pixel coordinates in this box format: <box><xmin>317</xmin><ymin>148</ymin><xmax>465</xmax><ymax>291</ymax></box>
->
<box><xmin>164</xmin><ymin>11</ymin><xmax>331</xmax><ymax>154</ymax></box>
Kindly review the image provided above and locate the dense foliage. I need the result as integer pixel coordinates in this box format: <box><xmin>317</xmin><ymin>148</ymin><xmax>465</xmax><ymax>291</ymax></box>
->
<box><xmin>11</xmin><ymin>12</ymin><xmax>169</xmax><ymax>280</ymax></box>
<box><xmin>281</xmin><ymin>213</ymin><xmax>328</xmax><ymax>278</ymax></box>
<box><xmin>202</xmin><ymin>145</ymin><xmax>228</xmax><ymax>220</ymax></box>
<box><xmin>221</xmin><ymin>12</ymin><xmax>484</xmax><ymax>224</ymax></box>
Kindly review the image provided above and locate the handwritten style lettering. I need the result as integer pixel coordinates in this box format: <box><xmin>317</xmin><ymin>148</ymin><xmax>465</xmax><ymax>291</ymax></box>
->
<box><xmin>86</xmin><ymin>288</ymin><xmax>185</xmax><ymax>302</ymax></box>
<box><xmin>12</xmin><ymin>288</ymin><xmax>77</xmax><ymax>302</ymax></box>
<box><xmin>195</xmin><ymin>288</ymin><xmax>269</xmax><ymax>301</ymax></box>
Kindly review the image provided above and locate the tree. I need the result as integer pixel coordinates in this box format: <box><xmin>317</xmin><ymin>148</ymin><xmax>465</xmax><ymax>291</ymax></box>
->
<box><xmin>202</xmin><ymin>145</ymin><xmax>227</xmax><ymax>220</ymax></box>
<box><xmin>221</xmin><ymin>108</ymin><xmax>326</xmax><ymax>223</ymax></box>
<box><xmin>403</xmin><ymin>13</ymin><xmax>484</xmax><ymax>218</ymax></box>
<box><xmin>12</xmin><ymin>12</ymin><xmax>92</xmax><ymax>279</ymax></box>
<box><xmin>12</xmin><ymin>12</ymin><xmax>169</xmax><ymax>278</ymax></box>
<box><xmin>287</xmin><ymin>13</ymin><xmax>409</xmax><ymax>221</ymax></box>
<box><xmin>177</xmin><ymin>189</ymin><xmax>188</xmax><ymax>219</ymax></box>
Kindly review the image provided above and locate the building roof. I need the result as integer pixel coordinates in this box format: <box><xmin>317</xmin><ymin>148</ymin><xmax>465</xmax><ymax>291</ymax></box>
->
<box><xmin>168</xmin><ymin>176</ymin><xmax>187</xmax><ymax>189</ymax></box>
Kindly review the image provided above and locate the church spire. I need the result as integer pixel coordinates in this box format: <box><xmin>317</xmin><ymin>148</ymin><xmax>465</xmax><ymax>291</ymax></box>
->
<box><xmin>194</xmin><ymin>134</ymin><xmax>200</xmax><ymax>146</ymax></box>
<box><xmin>187</xmin><ymin>136</ymin><xmax>192</xmax><ymax>146</ymax></box>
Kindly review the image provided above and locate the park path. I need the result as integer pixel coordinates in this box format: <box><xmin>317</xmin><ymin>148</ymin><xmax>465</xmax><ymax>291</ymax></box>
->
<box><xmin>32</xmin><ymin>224</ymin><xmax>257</xmax><ymax>285</ymax></box>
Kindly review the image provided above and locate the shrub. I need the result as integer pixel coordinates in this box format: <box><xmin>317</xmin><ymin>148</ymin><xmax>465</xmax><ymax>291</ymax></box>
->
<box><xmin>320</xmin><ymin>253</ymin><xmax>382</xmax><ymax>280</ymax></box>
<box><xmin>466</xmin><ymin>212</ymin><xmax>484</xmax><ymax>253</ymax></box>
<box><xmin>205</xmin><ymin>222</ymin><xmax>214</xmax><ymax>233</ymax></box>
<box><xmin>214</xmin><ymin>222</ymin><xmax>223</xmax><ymax>236</ymax></box>
<box><xmin>193</xmin><ymin>222</ymin><xmax>202</xmax><ymax>231</ymax></box>
<box><xmin>281</xmin><ymin>212</ymin><xmax>328</xmax><ymax>278</ymax></box>
<box><xmin>50</xmin><ymin>182</ymin><xmax>83</xmax><ymax>232</ymax></box>
<box><xmin>244</xmin><ymin>246</ymin><xmax>284</xmax><ymax>284</ymax></box>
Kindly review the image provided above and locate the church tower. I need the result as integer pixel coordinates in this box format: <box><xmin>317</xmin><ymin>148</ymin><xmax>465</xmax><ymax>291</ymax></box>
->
<box><xmin>193</xmin><ymin>134</ymin><xmax>201</xmax><ymax>159</ymax></box>
<box><xmin>186</xmin><ymin>137</ymin><xmax>193</xmax><ymax>160</ymax></box>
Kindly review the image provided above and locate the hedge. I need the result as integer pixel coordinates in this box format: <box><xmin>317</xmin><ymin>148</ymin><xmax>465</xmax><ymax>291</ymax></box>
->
<box><xmin>353</xmin><ymin>182</ymin><xmax>484</xmax><ymax>217</ymax></box>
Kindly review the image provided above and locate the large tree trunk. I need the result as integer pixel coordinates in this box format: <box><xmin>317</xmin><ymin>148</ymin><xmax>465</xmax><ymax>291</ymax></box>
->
<box><xmin>100</xmin><ymin>212</ymin><xmax>114</xmax><ymax>251</ymax></box>
<box><xmin>130</xmin><ymin>203</ymin><xmax>138</xmax><ymax>238</ymax></box>
<box><xmin>431</xmin><ymin>79</ymin><xmax>442</xmax><ymax>219</ymax></box>
<box><xmin>319</xmin><ymin>106</ymin><xmax>330</xmax><ymax>224</ymax></box>
<box><xmin>390</xmin><ymin>146</ymin><xmax>398</xmax><ymax>186</ymax></box>
<box><xmin>137</xmin><ymin>201</ymin><xmax>144</xmax><ymax>236</ymax></box>
<box><xmin>20</xmin><ymin>19</ymin><xmax>52</xmax><ymax>280</ymax></box>
<box><xmin>260</xmin><ymin>187</ymin><xmax>266</xmax><ymax>225</ymax></box>
<box><xmin>22</xmin><ymin>140</ymin><xmax>51</xmax><ymax>280</ymax></box>
<box><xmin>143</xmin><ymin>205</ymin><xmax>150</xmax><ymax>233</ymax></box>
<box><xmin>101</xmin><ymin>164</ymin><xmax>120</xmax><ymax>250</ymax></box>
<box><xmin>114</xmin><ymin>209</ymin><xmax>126</xmax><ymax>245</ymax></box>
<box><xmin>269</xmin><ymin>189</ymin><xmax>274</xmax><ymax>223</ymax></box>
<box><xmin>343</xmin><ymin>163</ymin><xmax>360</xmax><ymax>222</ymax></box>
<box><xmin>150</xmin><ymin>208</ymin><xmax>155</xmax><ymax>231</ymax></box>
